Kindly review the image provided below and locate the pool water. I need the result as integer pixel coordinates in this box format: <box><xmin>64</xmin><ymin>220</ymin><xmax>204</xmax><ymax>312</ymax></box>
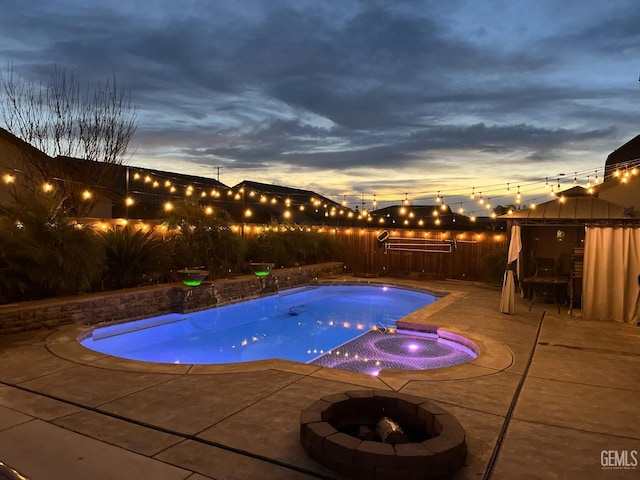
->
<box><xmin>80</xmin><ymin>284</ymin><xmax>476</xmax><ymax>372</ymax></box>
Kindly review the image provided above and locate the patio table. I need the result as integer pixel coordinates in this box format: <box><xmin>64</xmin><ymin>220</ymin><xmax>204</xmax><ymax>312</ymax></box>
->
<box><xmin>523</xmin><ymin>277</ymin><xmax>569</xmax><ymax>314</ymax></box>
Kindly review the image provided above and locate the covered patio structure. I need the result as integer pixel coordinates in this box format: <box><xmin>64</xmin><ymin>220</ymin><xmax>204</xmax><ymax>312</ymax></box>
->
<box><xmin>503</xmin><ymin>186</ymin><xmax>640</xmax><ymax>323</ymax></box>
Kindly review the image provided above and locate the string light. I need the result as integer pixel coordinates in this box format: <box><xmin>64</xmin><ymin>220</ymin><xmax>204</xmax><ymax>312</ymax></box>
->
<box><xmin>9</xmin><ymin>154</ymin><xmax>638</xmax><ymax>230</ymax></box>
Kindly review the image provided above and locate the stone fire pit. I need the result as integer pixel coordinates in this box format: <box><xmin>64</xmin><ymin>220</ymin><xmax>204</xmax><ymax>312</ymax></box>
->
<box><xmin>299</xmin><ymin>390</ymin><xmax>467</xmax><ymax>479</ymax></box>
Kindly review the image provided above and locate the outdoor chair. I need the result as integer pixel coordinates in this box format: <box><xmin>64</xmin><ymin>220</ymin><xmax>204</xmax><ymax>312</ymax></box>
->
<box><xmin>524</xmin><ymin>257</ymin><xmax>568</xmax><ymax>313</ymax></box>
<box><xmin>533</xmin><ymin>257</ymin><xmax>556</xmax><ymax>278</ymax></box>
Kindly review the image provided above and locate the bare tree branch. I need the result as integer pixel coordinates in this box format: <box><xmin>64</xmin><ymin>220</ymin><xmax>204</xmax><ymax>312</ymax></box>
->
<box><xmin>1</xmin><ymin>64</ymin><xmax>138</xmax><ymax>216</ymax></box>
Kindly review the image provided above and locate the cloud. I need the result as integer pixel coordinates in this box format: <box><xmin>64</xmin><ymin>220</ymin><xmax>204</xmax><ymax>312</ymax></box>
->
<box><xmin>1</xmin><ymin>0</ymin><xmax>640</xmax><ymax>199</ymax></box>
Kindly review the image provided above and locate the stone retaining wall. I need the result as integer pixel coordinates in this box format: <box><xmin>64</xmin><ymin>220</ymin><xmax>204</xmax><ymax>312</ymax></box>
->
<box><xmin>0</xmin><ymin>262</ymin><xmax>343</xmax><ymax>335</ymax></box>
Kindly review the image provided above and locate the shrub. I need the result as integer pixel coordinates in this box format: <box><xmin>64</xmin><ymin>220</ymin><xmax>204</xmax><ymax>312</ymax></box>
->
<box><xmin>480</xmin><ymin>251</ymin><xmax>507</xmax><ymax>285</ymax></box>
<box><xmin>247</xmin><ymin>225</ymin><xmax>337</xmax><ymax>268</ymax></box>
<box><xmin>163</xmin><ymin>200</ymin><xmax>245</xmax><ymax>278</ymax></box>
<box><xmin>0</xmin><ymin>192</ymin><xmax>104</xmax><ymax>302</ymax></box>
<box><xmin>99</xmin><ymin>226</ymin><xmax>170</xmax><ymax>289</ymax></box>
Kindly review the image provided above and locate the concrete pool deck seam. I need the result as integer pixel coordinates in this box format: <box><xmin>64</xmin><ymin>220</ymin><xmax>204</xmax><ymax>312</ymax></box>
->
<box><xmin>520</xmin><ymin>374</ymin><xmax>640</xmax><ymax>394</ymax></box>
<box><xmin>508</xmin><ymin>416</ymin><xmax>640</xmax><ymax>442</ymax></box>
<box><xmin>481</xmin><ymin>310</ymin><xmax>546</xmax><ymax>479</ymax></box>
<box><xmin>0</xmin><ymin>380</ymin><xmax>335</xmax><ymax>480</ymax></box>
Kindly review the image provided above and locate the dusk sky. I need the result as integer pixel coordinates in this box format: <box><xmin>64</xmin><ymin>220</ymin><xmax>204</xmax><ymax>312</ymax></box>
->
<box><xmin>1</xmin><ymin>0</ymin><xmax>639</xmax><ymax>211</ymax></box>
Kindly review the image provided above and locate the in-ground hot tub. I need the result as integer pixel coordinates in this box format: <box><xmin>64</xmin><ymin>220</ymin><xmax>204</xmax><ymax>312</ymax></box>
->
<box><xmin>300</xmin><ymin>390</ymin><xmax>467</xmax><ymax>479</ymax></box>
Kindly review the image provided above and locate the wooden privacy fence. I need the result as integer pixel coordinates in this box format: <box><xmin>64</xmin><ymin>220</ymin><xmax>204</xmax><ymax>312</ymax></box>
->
<box><xmin>324</xmin><ymin>228</ymin><xmax>508</xmax><ymax>281</ymax></box>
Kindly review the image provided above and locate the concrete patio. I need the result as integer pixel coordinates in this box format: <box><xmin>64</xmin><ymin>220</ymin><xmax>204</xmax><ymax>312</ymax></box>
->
<box><xmin>0</xmin><ymin>277</ymin><xmax>638</xmax><ymax>479</ymax></box>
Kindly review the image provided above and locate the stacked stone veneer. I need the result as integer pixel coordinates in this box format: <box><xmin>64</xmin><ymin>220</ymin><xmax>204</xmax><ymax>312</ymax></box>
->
<box><xmin>0</xmin><ymin>262</ymin><xmax>343</xmax><ymax>335</ymax></box>
<box><xmin>300</xmin><ymin>390</ymin><xmax>467</xmax><ymax>480</ymax></box>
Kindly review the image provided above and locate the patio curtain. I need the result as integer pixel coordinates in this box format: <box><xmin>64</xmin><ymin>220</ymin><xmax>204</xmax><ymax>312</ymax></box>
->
<box><xmin>583</xmin><ymin>226</ymin><xmax>640</xmax><ymax>323</ymax></box>
<box><xmin>500</xmin><ymin>225</ymin><xmax>522</xmax><ymax>314</ymax></box>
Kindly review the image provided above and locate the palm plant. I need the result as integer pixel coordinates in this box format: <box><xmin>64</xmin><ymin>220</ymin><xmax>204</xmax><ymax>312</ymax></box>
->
<box><xmin>99</xmin><ymin>226</ymin><xmax>170</xmax><ymax>289</ymax></box>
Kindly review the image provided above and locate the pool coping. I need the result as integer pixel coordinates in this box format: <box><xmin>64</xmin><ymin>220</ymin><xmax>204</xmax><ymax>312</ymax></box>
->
<box><xmin>47</xmin><ymin>279</ymin><xmax>513</xmax><ymax>383</ymax></box>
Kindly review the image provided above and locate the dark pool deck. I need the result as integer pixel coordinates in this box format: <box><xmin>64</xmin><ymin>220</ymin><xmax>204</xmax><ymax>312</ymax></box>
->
<box><xmin>0</xmin><ymin>277</ymin><xmax>638</xmax><ymax>479</ymax></box>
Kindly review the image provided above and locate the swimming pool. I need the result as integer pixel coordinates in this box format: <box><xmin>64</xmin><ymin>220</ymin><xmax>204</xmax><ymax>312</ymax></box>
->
<box><xmin>80</xmin><ymin>284</ymin><xmax>476</xmax><ymax>372</ymax></box>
